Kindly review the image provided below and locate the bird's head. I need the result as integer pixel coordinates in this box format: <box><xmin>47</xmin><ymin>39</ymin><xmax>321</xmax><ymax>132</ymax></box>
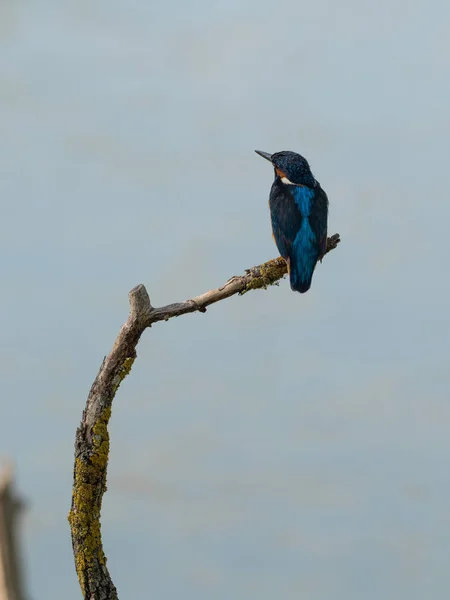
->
<box><xmin>255</xmin><ymin>150</ymin><xmax>316</xmax><ymax>188</ymax></box>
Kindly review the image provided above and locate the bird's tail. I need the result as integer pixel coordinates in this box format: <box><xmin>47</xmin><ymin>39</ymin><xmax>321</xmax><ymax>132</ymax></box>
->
<box><xmin>286</xmin><ymin>255</ymin><xmax>317</xmax><ymax>294</ymax></box>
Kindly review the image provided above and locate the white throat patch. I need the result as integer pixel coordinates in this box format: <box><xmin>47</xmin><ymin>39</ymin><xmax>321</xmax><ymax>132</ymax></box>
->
<box><xmin>280</xmin><ymin>176</ymin><xmax>296</xmax><ymax>185</ymax></box>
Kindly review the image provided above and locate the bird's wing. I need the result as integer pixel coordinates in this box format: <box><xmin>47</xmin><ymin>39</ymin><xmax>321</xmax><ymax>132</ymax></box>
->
<box><xmin>269</xmin><ymin>185</ymin><xmax>303</xmax><ymax>259</ymax></box>
<box><xmin>308</xmin><ymin>185</ymin><xmax>329</xmax><ymax>259</ymax></box>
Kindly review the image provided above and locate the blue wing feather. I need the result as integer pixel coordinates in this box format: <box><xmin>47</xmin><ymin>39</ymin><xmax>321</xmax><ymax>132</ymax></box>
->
<box><xmin>308</xmin><ymin>184</ymin><xmax>329</xmax><ymax>259</ymax></box>
<box><xmin>269</xmin><ymin>181</ymin><xmax>328</xmax><ymax>293</ymax></box>
<box><xmin>269</xmin><ymin>183</ymin><xmax>302</xmax><ymax>260</ymax></box>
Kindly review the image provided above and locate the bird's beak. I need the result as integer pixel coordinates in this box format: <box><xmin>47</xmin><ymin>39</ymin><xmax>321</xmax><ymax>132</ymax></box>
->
<box><xmin>254</xmin><ymin>150</ymin><xmax>273</xmax><ymax>163</ymax></box>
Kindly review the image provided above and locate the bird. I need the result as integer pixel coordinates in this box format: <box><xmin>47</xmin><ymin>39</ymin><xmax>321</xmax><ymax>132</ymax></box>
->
<box><xmin>255</xmin><ymin>150</ymin><xmax>329</xmax><ymax>293</ymax></box>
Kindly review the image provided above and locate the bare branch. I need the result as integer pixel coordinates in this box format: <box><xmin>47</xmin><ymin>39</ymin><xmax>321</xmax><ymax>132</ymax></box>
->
<box><xmin>68</xmin><ymin>233</ymin><xmax>340</xmax><ymax>599</ymax></box>
<box><xmin>0</xmin><ymin>464</ymin><xmax>27</xmax><ymax>600</ymax></box>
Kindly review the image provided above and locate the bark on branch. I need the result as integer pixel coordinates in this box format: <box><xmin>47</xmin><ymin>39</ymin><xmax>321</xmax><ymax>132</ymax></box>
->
<box><xmin>68</xmin><ymin>234</ymin><xmax>340</xmax><ymax>599</ymax></box>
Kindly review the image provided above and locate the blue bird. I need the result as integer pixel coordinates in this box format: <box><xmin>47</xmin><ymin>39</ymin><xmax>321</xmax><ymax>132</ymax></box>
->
<box><xmin>255</xmin><ymin>150</ymin><xmax>329</xmax><ymax>293</ymax></box>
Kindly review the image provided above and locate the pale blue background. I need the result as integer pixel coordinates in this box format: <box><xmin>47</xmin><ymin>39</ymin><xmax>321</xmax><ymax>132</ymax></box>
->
<box><xmin>1</xmin><ymin>1</ymin><xmax>450</xmax><ymax>598</ymax></box>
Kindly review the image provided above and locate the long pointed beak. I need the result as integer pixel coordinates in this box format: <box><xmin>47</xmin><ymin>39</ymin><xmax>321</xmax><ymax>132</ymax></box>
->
<box><xmin>254</xmin><ymin>150</ymin><xmax>273</xmax><ymax>163</ymax></box>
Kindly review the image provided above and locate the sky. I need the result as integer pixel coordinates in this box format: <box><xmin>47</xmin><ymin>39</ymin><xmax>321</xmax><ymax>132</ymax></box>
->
<box><xmin>1</xmin><ymin>0</ymin><xmax>450</xmax><ymax>598</ymax></box>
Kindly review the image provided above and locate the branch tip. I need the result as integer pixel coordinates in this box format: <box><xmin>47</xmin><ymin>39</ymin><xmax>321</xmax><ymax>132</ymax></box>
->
<box><xmin>325</xmin><ymin>233</ymin><xmax>340</xmax><ymax>254</ymax></box>
<box><xmin>129</xmin><ymin>284</ymin><xmax>152</xmax><ymax>319</ymax></box>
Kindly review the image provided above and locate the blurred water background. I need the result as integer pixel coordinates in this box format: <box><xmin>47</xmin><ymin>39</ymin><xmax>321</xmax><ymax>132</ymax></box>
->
<box><xmin>1</xmin><ymin>0</ymin><xmax>450</xmax><ymax>598</ymax></box>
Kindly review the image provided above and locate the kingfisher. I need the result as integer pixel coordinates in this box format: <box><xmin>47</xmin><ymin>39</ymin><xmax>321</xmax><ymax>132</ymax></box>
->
<box><xmin>255</xmin><ymin>150</ymin><xmax>329</xmax><ymax>293</ymax></box>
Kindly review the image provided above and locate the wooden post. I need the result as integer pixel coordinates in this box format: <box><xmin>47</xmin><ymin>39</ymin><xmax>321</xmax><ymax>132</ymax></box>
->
<box><xmin>0</xmin><ymin>465</ymin><xmax>27</xmax><ymax>600</ymax></box>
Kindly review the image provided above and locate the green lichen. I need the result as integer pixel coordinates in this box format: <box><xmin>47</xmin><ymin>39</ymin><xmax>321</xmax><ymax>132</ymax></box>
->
<box><xmin>241</xmin><ymin>258</ymin><xmax>288</xmax><ymax>294</ymax></box>
<box><xmin>120</xmin><ymin>356</ymin><xmax>135</xmax><ymax>380</ymax></box>
<box><xmin>111</xmin><ymin>356</ymin><xmax>135</xmax><ymax>393</ymax></box>
<box><xmin>68</xmin><ymin>356</ymin><xmax>134</xmax><ymax>594</ymax></box>
<box><xmin>91</xmin><ymin>406</ymin><xmax>111</xmax><ymax>469</ymax></box>
<box><xmin>68</xmin><ymin>457</ymin><xmax>106</xmax><ymax>594</ymax></box>
<box><xmin>68</xmin><ymin>406</ymin><xmax>113</xmax><ymax>594</ymax></box>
